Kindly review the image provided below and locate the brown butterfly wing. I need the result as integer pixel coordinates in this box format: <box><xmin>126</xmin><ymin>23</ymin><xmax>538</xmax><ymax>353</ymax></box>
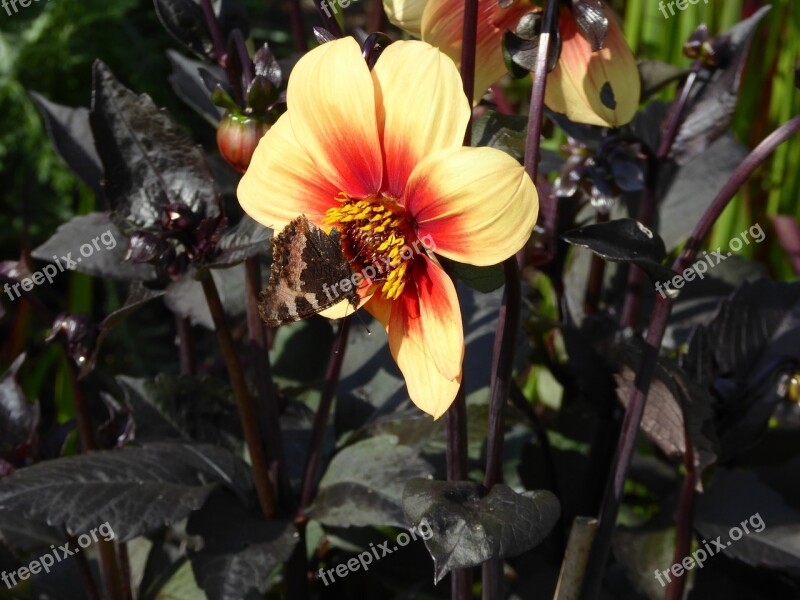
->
<box><xmin>258</xmin><ymin>216</ymin><xmax>357</xmax><ymax>327</ymax></box>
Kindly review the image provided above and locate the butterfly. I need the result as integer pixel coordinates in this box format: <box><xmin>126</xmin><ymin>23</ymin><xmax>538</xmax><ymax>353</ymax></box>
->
<box><xmin>258</xmin><ymin>215</ymin><xmax>359</xmax><ymax>327</ymax></box>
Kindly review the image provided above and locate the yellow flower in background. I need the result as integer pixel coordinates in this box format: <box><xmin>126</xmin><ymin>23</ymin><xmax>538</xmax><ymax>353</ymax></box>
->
<box><xmin>238</xmin><ymin>38</ymin><xmax>538</xmax><ymax>418</ymax></box>
<box><xmin>384</xmin><ymin>0</ymin><xmax>530</xmax><ymax>102</ymax></box>
<box><xmin>545</xmin><ymin>6</ymin><xmax>640</xmax><ymax>127</ymax></box>
<box><xmin>384</xmin><ymin>0</ymin><xmax>640</xmax><ymax>127</ymax></box>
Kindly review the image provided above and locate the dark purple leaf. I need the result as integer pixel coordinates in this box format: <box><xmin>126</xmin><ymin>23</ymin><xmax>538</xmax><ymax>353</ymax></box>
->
<box><xmin>570</xmin><ymin>0</ymin><xmax>608</xmax><ymax>52</ymax></box>
<box><xmin>90</xmin><ymin>62</ymin><xmax>220</xmax><ymax>229</ymax></box>
<box><xmin>0</xmin><ymin>442</ymin><xmax>253</xmax><ymax>543</ymax></box>
<box><xmin>0</xmin><ymin>355</ymin><xmax>38</xmax><ymax>453</ymax></box>
<box><xmin>562</xmin><ymin>218</ymin><xmax>674</xmax><ymax>282</ymax></box>
<box><xmin>671</xmin><ymin>6</ymin><xmax>771</xmax><ymax>164</ymax></box>
<box><xmin>166</xmin><ymin>50</ymin><xmax>224</xmax><ymax>126</ymax></box>
<box><xmin>188</xmin><ymin>490</ymin><xmax>297</xmax><ymax>599</ymax></box>
<box><xmin>29</xmin><ymin>93</ymin><xmax>103</xmax><ymax>196</ymax></box>
<box><xmin>32</xmin><ymin>212</ymin><xmax>156</xmax><ymax>281</ymax></box>
<box><xmin>403</xmin><ymin>479</ymin><xmax>560</xmax><ymax>583</ymax></box>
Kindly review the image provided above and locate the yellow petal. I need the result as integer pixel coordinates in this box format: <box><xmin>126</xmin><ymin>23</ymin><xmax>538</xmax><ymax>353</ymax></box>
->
<box><xmin>544</xmin><ymin>7</ymin><xmax>640</xmax><ymax>128</ymax></box>
<box><xmin>366</xmin><ymin>256</ymin><xmax>463</xmax><ymax>419</ymax></box>
<box><xmin>238</xmin><ymin>115</ymin><xmax>340</xmax><ymax>230</ymax></box>
<box><xmin>383</xmin><ymin>0</ymin><xmax>427</xmax><ymax>37</ymax></box>
<box><xmin>404</xmin><ymin>146</ymin><xmax>538</xmax><ymax>266</ymax></box>
<box><xmin>372</xmin><ymin>40</ymin><xmax>469</xmax><ymax>199</ymax></box>
<box><xmin>420</xmin><ymin>0</ymin><xmax>530</xmax><ymax>102</ymax></box>
<box><xmin>287</xmin><ymin>37</ymin><xmax>383</xmax><ymax>198</ymax></box>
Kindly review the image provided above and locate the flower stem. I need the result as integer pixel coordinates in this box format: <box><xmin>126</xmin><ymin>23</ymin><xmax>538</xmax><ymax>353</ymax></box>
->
<box><xmin>665</xmin><ymin>442</ymin><xmax>696</xmax><ymax>600</ymax></box>
<box><xmin>73</xmin><ymin>544</ymin><xmax>101</xmax><ymax>600</ymax></box>
<box><xmin>524</xmin><ymin>0</ymin><xmax>559</xmax><ymax>181</ymax></box>
<box><xmin>66</xmin><ymin>362</ymin><xmax>126</xmax><ymax>600</ymax></box>
<box><xmin>584</xmin><ymin>209</ymin><xmax>609</xmax><ymax>315</ymax></box>
<box><xmin>579</xmin><ymin>113</ymin><xmax>800</xmax><ymax>599</ymax></box>
<box><xmin>460</xmin><ymin>0</ymin><xmax>479</xmax><ymax>143</ymax></box>
<box><xmin>484</xmin><ymin>259</ymin><xmax>521</xmax><ymax>489</ymax></box>
<box><xmin>290</xmin><ymin>0</ymin><xmax>309</xmax><ymax>53</ymax></box>
<box><xmin>244</xmin><ymin>258</ymin><xmax>292</xmax><ymax>511</ymax></box>
<box><xmin>299</xmin><ymin>318</ymin><xmax>351</xmax><ymax>508</ymax></box>
<box><xmin>445</xmin><ymin>385</ymin><xmax>471</xmax><ymax>599</ymax></box>
<box><xmin>198</xmin><ymin>270</ymin><xmax>277</xmax><ymax>517</ymax></box>
<box><xmin>368</xmin><ymin>0</ymin><xmax>386</xmax><ymax>33</ymax></box>
<box><xmin>176</xmin><ymin>316</ymin><xmax>196</xmax><ymax>375</ymax></box>
<box><xmin>621</xmin><ymin>62</ymin><xmax>702</xmax><ymax>328</ymax></box>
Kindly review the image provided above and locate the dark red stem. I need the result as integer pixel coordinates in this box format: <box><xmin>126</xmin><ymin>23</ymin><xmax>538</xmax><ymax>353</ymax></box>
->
<box><xmin>579</xmin><ymin>114</ymin><xmax>800</xmax><ymax>599</ymax></box>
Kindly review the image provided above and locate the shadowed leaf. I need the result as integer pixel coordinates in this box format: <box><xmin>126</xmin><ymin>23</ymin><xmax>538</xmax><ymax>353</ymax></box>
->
<box><xmin>403</xmin><ymin>479</ymin><xmax>559</xmax><ymax>582</ymax></box>
<box><xmin>0</xmin><ymin>442</ymin><xmax>252</xmax><ymax>542</ymax></box>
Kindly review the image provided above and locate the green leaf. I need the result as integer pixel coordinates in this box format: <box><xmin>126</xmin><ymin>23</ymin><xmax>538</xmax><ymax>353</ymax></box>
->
<box><xmin>442</xmin><ymin>258</ymin><xmax>505</xmax><ymax>293</ymax></box>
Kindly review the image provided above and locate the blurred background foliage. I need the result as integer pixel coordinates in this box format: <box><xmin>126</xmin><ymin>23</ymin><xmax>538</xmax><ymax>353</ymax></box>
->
<box><xmin>0</xmin><ymin>0</ymin><xmax>797</xmax><ymax>402</ymax></box>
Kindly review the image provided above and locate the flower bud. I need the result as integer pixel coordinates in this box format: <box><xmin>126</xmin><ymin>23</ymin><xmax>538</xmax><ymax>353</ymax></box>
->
<box><xmin>216</xmin><ymin>112</ymin><xmax>270</xmax><ymax>174</ymax></box>
<box><xmin>46</xmin><ymin>313</ymin><xmax>98</xmax><ymax>368</ymax></box>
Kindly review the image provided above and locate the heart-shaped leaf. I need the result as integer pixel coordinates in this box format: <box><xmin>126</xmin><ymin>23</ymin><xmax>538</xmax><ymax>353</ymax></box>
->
<box><xmin>403</xmin><ymin>479</ymin><xmax>560</xmax><ymax>582</ymax></box>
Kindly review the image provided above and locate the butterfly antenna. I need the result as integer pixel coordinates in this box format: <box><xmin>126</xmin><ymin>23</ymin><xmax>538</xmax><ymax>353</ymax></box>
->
<box><xmin>343</xmin><ymin>298</ymin><xmax>371</xmax><ymax>335</ymax></box>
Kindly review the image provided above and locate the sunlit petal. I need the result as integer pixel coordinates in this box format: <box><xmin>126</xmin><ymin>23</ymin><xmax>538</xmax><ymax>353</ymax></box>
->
<box><xmin>544</xmin><ymin>7</ymin><xmax>640</xmax><ymax>128</ymax></box>
<box><xmin>288</xmin><ymin>37</ymin><xmax>383</xmax><ymax>197</ymax></box>
<box><xmin>372</xmin><ymin>40</ymin><xmax>469</xmax><ymax>199</ymax></box>
<box><xmin>366</xmin><ymin>256</ymin><xmax>463</xmax><ymax>419</ymax></box>
<box><xmin>404</xmin><ymin>146</ymin><xmax>539</xmax><ymax>266</ymax></box>
<box><xmin>238</xmin><ymin>115</ymin><xmax>339</xmax><ymax>230</ymax></box>
<box><xmin>382</xmin><ymin>0</ymin><xmax>427</xmax><ymax>36</ymax></box>
<box><xmin>420</xmin><ymin>0</ymin><xmax>530</xmax><ymax>101</ymax></box>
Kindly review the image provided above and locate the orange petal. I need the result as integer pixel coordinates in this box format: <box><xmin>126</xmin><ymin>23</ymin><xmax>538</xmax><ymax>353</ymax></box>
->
<box><xmin>404</xmin><ymin>146</ymin><xmax>538</xmax><ymax>266</ymax></box>
<box><xmin>287</xmin><ymin>37</ymin><xmax>383</xmax><ymax>198</ymax></box>
<box><xmin>420</xmin><ymin>0</ymin><xmax>530</xmax><ymax>102</ymax></box>
<box><xmin>372</xmin><ymin>40</ymin><xmax>469</xmax><ymax>199</ymax></box>
<box><xmin>238</xmin><ymin>114</ymin><xmax>340</xmax><ymax>230</ymax></box>
<box><xmin>382</xmin><ymin>0</ymin><xmax>427</xmax><ymax>37</ymax></box>
<box><xmin>366</xmin><ymin>256</ymin><xmax>463</xmax><ymax>419</ymax></box>
<box><xmin>544</xmin><ymin>7</ymin><xmax>640</xmax><ymax>128</ymax></box>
